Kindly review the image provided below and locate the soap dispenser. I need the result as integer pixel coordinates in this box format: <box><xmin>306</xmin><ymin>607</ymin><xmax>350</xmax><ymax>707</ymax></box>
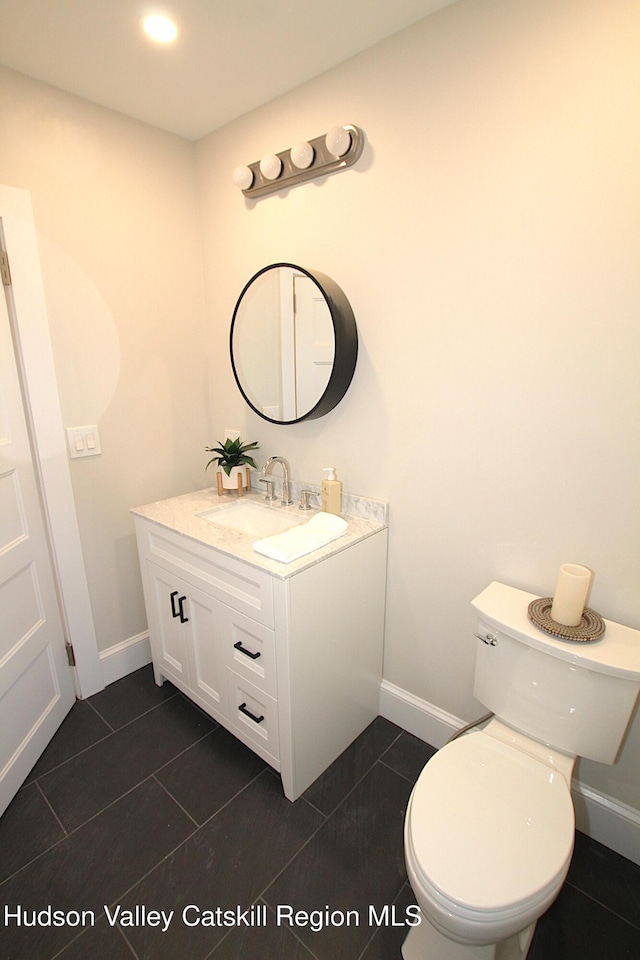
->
<box><xmin>321</xmin><ymin>468</ymin><xmax>342</xmax><ymax>516</ymax></box>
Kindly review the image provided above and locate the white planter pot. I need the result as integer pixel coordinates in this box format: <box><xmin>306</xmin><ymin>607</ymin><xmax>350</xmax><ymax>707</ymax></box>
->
<box><xmin>217</xmin><ymin>465</ymin><xmax>250</xmax><ymax>495</ymax></box>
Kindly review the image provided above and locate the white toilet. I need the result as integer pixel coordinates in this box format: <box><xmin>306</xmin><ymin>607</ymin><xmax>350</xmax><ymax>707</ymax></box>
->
<box><xmin>403</xmin><ymin>581</ymin><xmax>640</xmax><ymax>960</ymax></box>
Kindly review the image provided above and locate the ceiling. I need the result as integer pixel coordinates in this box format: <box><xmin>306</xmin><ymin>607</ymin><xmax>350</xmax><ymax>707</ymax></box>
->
<box><xmin>0</xmin><ymin>0</ymin><xmax>456</xmax><ymax>140</ymax></box>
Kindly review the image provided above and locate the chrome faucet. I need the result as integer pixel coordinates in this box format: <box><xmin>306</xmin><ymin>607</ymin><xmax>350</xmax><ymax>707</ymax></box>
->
<box><xmin>260</xmin><ymin>456</ymin><xmax>293</xmax><ymax>505</ymax></box>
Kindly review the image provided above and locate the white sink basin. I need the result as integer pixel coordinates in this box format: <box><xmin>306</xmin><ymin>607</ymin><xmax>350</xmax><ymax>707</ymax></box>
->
<box><xmin>198</xmin><ymin>501</ymin><xmax>305</xmax><ymax>539</ymax></box>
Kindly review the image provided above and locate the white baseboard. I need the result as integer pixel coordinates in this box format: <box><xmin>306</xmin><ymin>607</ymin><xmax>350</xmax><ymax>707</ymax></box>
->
<box><xmin>379</xmin><ymin>680</ymin><xmax>463</xmax><ymax>748</ymax></box>
<box><xmin>99</xmin><ymin>631</ymin><xmax>151</xmax><ymax>687</ymax></box>
<box><xmin>379</xmin><ymin>679</ymin><xmax>640</xmax><ymax>866</ymax></box>
<box><xmin>572</xmin><ymin>781</ymin><xmax>640</xmax><ymax>866</ymax></box>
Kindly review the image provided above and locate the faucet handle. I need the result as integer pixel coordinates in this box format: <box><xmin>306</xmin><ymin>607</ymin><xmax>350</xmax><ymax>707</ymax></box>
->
<box><xmin>260</xmin><ymin>477</ymin><xmax>277</xmax><ymax>501</ymax></box>
<box><xmin>299</xmin><ymin>489</ymin><xmax>313</xmax><ymax>511</ymax></box>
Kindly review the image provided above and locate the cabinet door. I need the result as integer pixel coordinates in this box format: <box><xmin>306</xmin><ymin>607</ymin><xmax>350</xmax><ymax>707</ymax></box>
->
<box><xmin>146</xmin><ymin>561</ymin><xmax>226</xmax><ymax>719</ymax></box>
<box><xmin>146</xmin><ymin>562</ymin><xmax>190</xmax><ymax>688</ymax></box>
<box><xmin>185</xmin><ymin>581</ymin><xmax>226</xmax><ymax>719</ymax></box>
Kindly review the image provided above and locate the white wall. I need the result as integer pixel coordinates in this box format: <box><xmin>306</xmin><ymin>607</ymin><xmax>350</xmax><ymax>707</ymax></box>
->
<box><xmin>0</xmin><ymin>65</ymin><xmax>209</xmax><ymax>658</ymax></box>
<box><xmin>195</xmin><ymin>0</ymin><xmax>640</xmax><ymax>810</ymax></box>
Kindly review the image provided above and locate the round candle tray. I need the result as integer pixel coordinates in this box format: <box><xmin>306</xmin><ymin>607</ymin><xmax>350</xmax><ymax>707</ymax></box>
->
<box><xmin>527</xmin><ymin>598</ymin><xmax>605</xmax><ymax>643</ymax></box>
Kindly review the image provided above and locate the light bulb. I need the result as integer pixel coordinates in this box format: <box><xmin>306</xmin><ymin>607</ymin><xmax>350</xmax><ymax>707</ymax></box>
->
<box><xmin>325</xmin><ymin>126</ymin><xmax>351</xmax><ymax>157</ymax></box>
<box><xmin>232</xmin><ymin>165</ymin><xmax>254</xmax><ymax>190</ymax></box>
<box><xmin>141</xmin><ymin>15</ymin><xmax>178</xmax><ymax>43</ymax></box>
<box><xmin>259</xmin><ymin>154</ymin><xmax>282</xmax><ymax>181</ymax></box>
<box><xmin>290</xmin><ymin>141</ymin><xmax>314</xmax><ymax>170</ymax></box>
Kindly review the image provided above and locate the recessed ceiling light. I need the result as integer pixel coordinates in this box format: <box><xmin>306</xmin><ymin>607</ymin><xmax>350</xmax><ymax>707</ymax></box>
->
<box><xmin>141</xmin><ymin>14</ymin><xmax>179</xmax><ymax>44</ymax></box>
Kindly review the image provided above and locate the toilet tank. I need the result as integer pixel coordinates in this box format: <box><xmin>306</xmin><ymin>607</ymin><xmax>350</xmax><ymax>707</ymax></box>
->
<box><xmin>471</xmin><ymin>582</ymin><xmax>640</xmax><ymax>764</ymax></box>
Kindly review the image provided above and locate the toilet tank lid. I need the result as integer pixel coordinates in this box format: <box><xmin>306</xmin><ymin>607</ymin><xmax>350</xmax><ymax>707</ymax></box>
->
<box><xmin>472</xmin><ymin>582</ymin><xmax>640</xmax><ymax>681</ymax></box>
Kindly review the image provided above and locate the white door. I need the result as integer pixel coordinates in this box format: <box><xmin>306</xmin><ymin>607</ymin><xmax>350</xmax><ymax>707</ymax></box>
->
<box><xmin>0</xmin><ymin>261</ymin><xmax>75</xmax><ymax>817</ymax></box>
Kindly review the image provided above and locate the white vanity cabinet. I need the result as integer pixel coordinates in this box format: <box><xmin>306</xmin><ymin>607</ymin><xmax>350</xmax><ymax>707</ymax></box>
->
<box><xmin>133</xmin><ymin>499</ymin><xmax>387</xmax><ymax>801</ymax></box>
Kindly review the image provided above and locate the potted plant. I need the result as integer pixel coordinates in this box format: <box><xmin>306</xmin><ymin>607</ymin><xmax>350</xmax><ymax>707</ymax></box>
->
<box><xmin>205</xmin><ymin>437</ymin><xmax>260</xmax><ymax>495</ymax></box>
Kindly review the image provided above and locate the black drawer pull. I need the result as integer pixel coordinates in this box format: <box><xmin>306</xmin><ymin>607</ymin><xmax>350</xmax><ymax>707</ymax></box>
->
<box><xmin>170</xmin><ymin>590</ymin><xmax>189</xmax><ymax>623</ymax></box>
<box><xmin>234</xmin><ymin>641</ymin><xmax>261</xmax><ymax>660</ymax></box>
<box><xmin>170</xmin><ymin>591</ymin><xmax>180</xmax><ymax>618</ymax></box>
<box><xmin>239</xmin><ymin>702</ymin><xmax>264</xmax><ymax>724</ymax></box>
<box><xmin>177</xmin><ymin>595</ymin><xmax>189</xmax><ymax>623</ymax></box>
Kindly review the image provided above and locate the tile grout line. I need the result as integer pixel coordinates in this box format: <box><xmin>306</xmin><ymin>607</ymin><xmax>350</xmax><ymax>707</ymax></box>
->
<box><xmin>35</xmin><ymin>779</ymin><xmax>68</xmax><ymax>837</ymax></box>
<box><xmin>22</xmin><ymin>692</ymin><xmax>181</xmax><ymax>788</ymax></box>
<box><xmin>0</xmin><ymin>772</ymin><xmax>201</xmax><ymax>891</ymax></box>
<box><xmin>96</xmin><ymin>816</ymin><xmax>205</xmax><ymax>919</ymax></box>
<box><xmin>44</xmin><ymin>722</ymin><xmax>215</xmax><ymax>833</ymax></box>
<box><xmin>378</xmin><ymin>756</ymin><xmax>423</xmax><ymax>785</ymax></box>
<box><xmin>377</xmin><ymin>728</ymin><xmax>408</xmax><ymax>762</ymax></box>
<box><xmin>95</xmin><ymin>768</ymin><xmax>282</xmax><ymax>927</ymax></box>
<box><xmin>152</xmin><ymin>774</ymin><xmax>201</xmax><ymax>829</ymax></box>
<box><xmin>302</xmin><ymin>727</ymin><xmax>406</xmax><ymax>819</ymax></box>
<box><xmin>150</xmin><ymin>725</ymin><xmax>219</xmax><ymax>782</ymax></box>
<box><xmin>0</xmin><ymin>778</ymin><xmax>78</xmax><ymax>887</ymax></box>
<box><xmin>2</xmin><ymin>720</ymin><xmax>221</xmax><ymax>888</ymax></box>
<box><xmin>26</xmin><ymin>729</ymin><xmax>114</xmax><ymax>785</ymax></box>
<box><xmin>354</xmin><ymin>881</ymin><xmax>415</xmax><ymax>960</ymax></box>
<box><xmin>256</xmin><ymin>751</ymin><xmax>395</xmax><ymax>911</ymax></box>
<box><xmin>88</xmin><ymin>688</ymin><xmax>180</xmax><ymax>733</ymax></box>
<box><xmin>564</xmin><ymin>878</ymin><xmax>640</xmax><ymax>931</ymax></box>
<box><xmin>116</xmin><ymin>923</ymin><xmax>144</xmax><ymax>959</ymax></box>
<box><xmin>47</xmin><ymin>916</ymin><xmax>143</xmax><ymax>960</ymax></box>
<box><xmin>0</xmin><ymin>727</ymin><xmax>412</xmax><ymax>901</ymax></box>
<box><xmin>253</xmin><ymin>741</ymin><xmax>414</xmax><ymax>960</ymax></box>
<box><xmin>84</xmin><ymin>697</ymin><xmax>117</xmax><ymax>732</ymax></box>
<box><xmin>203</xmin><ymin>899</ymin><xmax>324</xmax><ymax>960</ymax></box>
<box><xmin>194</xmin><ymin>766</ymin><xmax>284</xmax><ymax>830</ymax></box>
<box><xmin>33</xmin><ymin>692</ymin><xmax>207</xmax><ymax>809</ymax></box>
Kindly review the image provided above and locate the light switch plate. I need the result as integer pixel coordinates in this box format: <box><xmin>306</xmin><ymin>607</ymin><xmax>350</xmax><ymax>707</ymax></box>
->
<box><xmin>66</xmin><ymin>425</ymin><xmax>102</xmax><ymax>459</ymax></box>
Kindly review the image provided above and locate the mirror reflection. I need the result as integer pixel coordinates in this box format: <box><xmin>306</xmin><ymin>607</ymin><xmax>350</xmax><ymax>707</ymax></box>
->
<box><xmin>230</xmin><ymin>264</ymin><xmax>357</xmax><ymax>424</ymax></box>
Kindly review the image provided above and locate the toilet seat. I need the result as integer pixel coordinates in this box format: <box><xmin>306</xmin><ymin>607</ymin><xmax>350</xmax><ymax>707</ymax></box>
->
<box><xmin>405</xmin><ymin>731</ymin><xmax>574</xmax><ymax>938</ymax></box>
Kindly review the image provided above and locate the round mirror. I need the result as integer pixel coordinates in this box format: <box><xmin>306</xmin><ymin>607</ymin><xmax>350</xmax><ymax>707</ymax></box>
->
<box><xmin>230</xmin><ymin>263</ymin><xmax>358</xmax><ymax>424</ymax></box>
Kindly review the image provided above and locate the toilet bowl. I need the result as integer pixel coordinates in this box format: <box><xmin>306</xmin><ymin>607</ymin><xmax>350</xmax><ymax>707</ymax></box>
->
<box><xmin>403</xmin><ymin>725</ymin><xmax>575</xmax><ymax>960</ymax></box>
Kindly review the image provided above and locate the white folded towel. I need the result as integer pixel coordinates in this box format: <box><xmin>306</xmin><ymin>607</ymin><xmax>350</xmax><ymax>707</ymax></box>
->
<box><xmin>253</xmin><ymin>512</ymin><xmax>348</xmax><ymax>563</ymax></box>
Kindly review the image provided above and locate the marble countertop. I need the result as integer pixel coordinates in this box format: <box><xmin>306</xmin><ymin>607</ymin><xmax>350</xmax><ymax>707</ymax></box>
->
<box><xmin>131</xmin><ymin>488</ymin><xmax>387</xmax><ymax>579</ymax></box>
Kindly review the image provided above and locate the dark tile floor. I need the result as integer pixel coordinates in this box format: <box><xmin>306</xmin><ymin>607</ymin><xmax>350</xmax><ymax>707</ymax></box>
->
<box><xmin>1</xmin><ymin>666</ymin><xmax>638</xmax><ymax>959</ymax></box>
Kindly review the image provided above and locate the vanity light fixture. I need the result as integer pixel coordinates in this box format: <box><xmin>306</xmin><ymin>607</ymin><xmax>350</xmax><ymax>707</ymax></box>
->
<box><xmin>140</xmin><ymin>14</ymin><xmax>179</xmax><ymax>43</ymax></box>
<box><xmin>232</xmin><ymin>124</ymin><xmax>365</xmax><ymax>200</ymax></box>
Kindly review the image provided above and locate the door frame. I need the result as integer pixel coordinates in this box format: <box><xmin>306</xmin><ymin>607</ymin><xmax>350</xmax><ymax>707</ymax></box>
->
<box><xmin>1</xmin><ymin>184</ymin><xmax>102</xmax><ymax>698</ymax></box>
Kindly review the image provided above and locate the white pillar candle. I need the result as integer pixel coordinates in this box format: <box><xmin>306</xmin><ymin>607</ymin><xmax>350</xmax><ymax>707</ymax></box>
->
<box><xmin>550</xmin><ymin>563</ymin><xmax>593</xmax><ymax>626</ymax></box>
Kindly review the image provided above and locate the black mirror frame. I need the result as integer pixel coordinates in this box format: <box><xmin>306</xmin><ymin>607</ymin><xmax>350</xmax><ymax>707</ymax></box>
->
<box><xmin>230</xmin><ymin>263</ymin><xmax>358</xmax><ymax>424</ymax></box>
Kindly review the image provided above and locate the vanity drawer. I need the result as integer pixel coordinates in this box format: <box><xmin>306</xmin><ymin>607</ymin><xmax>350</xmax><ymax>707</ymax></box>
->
<box><xmin>225</xmin><ymin>669</ymin><xmax>279</xmax><ymax>764</ymax></box>
<box><xmin>141</xmin><ymin>522</ymin><xmax>274</xmax><ymax>627</ymax></box>
<box><xmin>218</xmin><ymin>604</ymin><xmax>276</xmax><ymax>698</ymax></box>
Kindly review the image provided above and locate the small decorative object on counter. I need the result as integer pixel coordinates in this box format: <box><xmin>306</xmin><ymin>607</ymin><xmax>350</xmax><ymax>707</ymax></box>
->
<box><xmin>205</xmin><ymin>437</ymin><xmax>259</xmax><ymax>497</ymax></box>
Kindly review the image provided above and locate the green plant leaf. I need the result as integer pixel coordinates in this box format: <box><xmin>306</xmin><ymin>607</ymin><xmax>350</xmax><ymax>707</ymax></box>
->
<box><xmin>204</xmin><ymin>437</ymin><xmax>260</xmax><ymax>474</ymax></box>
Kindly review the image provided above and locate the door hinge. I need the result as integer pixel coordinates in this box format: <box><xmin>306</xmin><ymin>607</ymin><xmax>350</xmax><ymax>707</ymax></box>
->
<box><xmin>65</xmin><ymin>642</ymin><xmax>76</xmax><ymax>667</ymax></box>
<box><xmin>0</xmin><ymin>250</ymin><xmax>11</xmax><ymax>286</ymax></box>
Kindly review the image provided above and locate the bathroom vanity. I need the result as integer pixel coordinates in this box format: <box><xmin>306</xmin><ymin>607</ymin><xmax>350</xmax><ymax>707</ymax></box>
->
<box><xmin>132</xmin><ymin>488</ymin><xmax>387</xmax><ymax>800</ymax></box>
